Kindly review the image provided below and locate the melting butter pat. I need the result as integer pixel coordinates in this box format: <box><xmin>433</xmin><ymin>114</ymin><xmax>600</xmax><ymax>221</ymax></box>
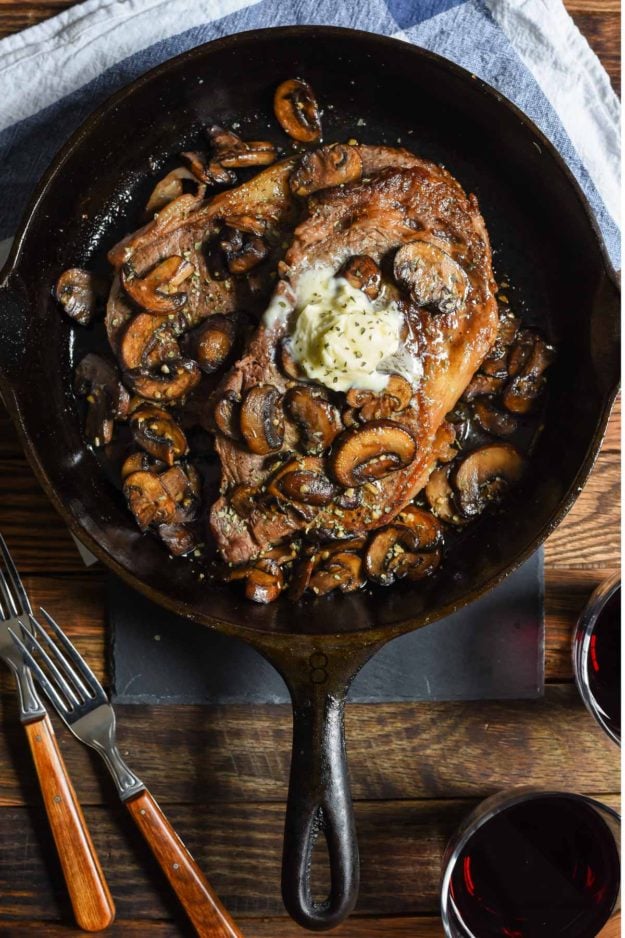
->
<box><xmin>289</xmin><ymin>268</ymin><xmax>403</xmax><ymax>393</ymax></box>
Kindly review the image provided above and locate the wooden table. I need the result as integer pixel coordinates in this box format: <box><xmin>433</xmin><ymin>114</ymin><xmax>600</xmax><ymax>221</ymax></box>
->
<box><xmin>0</xmin><ymin>2</ymin><xmax>620</xmax><ymax>935</ymax></box>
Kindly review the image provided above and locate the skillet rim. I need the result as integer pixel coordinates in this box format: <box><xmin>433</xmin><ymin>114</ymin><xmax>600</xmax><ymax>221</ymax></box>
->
<box><xmin>0</xmin><ymin>24</ymin><xmax>620</xmax><ymax>643</ymax></box>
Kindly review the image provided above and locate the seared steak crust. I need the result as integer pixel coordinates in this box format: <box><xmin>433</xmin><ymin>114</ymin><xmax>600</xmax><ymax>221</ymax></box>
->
<box><xmin>210</xmin><ymin>146</ymin><xmax>498</xmax><ymax>565</ymax></box>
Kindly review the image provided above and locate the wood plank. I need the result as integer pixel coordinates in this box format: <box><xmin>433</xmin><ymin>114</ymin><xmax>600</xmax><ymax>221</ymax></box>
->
<box><xmin>0</xmin><ymin>795</ymin><xmax>619</xmax><ymax>923</ymax></box>
<box><xmin>566</xmin><ymin>8</ymin><xmax>621</xmax><ymax>92</ymax></box>
<box><xmin>0</xmin><ymin>916</ymin><xmax>447</xmax><ymax>937</ymax></box>
<box><xmin>0</xmin><ymin>685</ymin><xmax>619</xmax><ymax>808</ymax></box>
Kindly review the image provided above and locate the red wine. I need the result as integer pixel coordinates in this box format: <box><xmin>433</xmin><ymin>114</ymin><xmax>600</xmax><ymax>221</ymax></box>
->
<box><xmin>448</xmin><ymin>795</ymin><xmax>620</xmax><ymax>938</ymax></box>
<box><xmin>587</xmin><ymin>588</ymin><xmax>620</xmax><ymax>740</ymax></box>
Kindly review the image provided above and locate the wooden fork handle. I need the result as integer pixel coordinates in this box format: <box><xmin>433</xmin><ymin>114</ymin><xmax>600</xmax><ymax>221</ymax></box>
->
<box><xmin>126</xmin><ymin>788</ymin><xmax>242</xmax><ymax>938</ymax></box>
<box><xmin>25</xmin><ymin>714</ymin><xmax>116</xmax><ymax>932</ymax></box>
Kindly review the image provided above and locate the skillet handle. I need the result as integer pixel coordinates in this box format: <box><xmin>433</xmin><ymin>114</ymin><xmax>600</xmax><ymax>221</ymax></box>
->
<box><xmin>281</xmin><ymin>683</ymin><xmax>358</xmax><ymax>931</ymax></box>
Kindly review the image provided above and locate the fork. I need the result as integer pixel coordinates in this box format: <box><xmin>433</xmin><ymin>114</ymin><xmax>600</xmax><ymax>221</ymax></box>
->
<box><xmin>11</xmin><ymin>607</ymin><xmax>244</xmax><ymax>938</ymax></box>
<box><xmin>0</xmin><ymin>534</ymin><xmax>115</xmax><ymax>931</ymax></box>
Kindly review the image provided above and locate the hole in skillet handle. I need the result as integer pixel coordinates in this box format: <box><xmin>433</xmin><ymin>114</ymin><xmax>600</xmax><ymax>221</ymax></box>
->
<box><xmin>281</xmin><ymin>689</ymin><xmax>360</xmax><ymax>930</ymax></box>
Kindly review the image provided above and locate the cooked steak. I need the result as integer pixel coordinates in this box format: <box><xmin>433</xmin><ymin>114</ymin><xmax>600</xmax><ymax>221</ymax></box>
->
<box><xmin>210</xmin><ymin>146</ymin><xmax>498</xmax><ymax>565</ymax></box>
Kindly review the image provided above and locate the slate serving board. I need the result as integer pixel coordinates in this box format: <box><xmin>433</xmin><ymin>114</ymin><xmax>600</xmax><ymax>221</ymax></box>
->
<box><xmin>109</xmin><ymin>549</ymin><xmax>544</xmax><ymax>704</ymax></box>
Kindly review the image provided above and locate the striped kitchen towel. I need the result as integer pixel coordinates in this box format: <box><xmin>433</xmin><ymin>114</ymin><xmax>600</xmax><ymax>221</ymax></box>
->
<box><xmin>0</xmin><ymin>0</ymin><xmax>620</xmax><ymax>274</ymax></box>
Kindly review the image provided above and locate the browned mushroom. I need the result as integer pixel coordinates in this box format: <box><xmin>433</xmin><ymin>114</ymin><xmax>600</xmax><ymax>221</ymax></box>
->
<box><xmin>181</xmin><ymin>150</ymin><xmax>236</xmax><ymax>186</ymax></box>
<box><xmin>472</xmin><ymin>399</ymin><xmax>517</xmax><ymax>437</ymax></box>
<box><xmin>221</xmin><ymin>213</ymin><xmax>268</xmax><ymax>237</ymax></box>
<box><xmin>462</xmin><ymin>373</ymin><xmax>506</xmax><ymax>402</ymax></box>
<box><xmin>290</xmin><ymin>144</ymin><xmax>362</xmax><ymax>196</ymax></box>
<box><xmin>424</xmin><ymin>465</ymin><xmax>468</xmax><ymax>526</ymax></box>
<box><xmin>126</xmin><ymin>359</ymin><xmax>201</xmax><ymax>403</ymax></box>
<box><xmin>340</xmin><ymin>255</ymin><xmax>381</xmax><ymax>300</ymax></box>
<box><xmin>220</xmin><ymin>227</ymin><xmax>268</xmax><ymax>275</ymax></box>
<box><xmin>218</xmin><ymin>141</ymin><xmax>278</xmax><ymax>168</ymax></box>
<box><xmin>365</xmin><ymin>524</ymin><xmax>440</xmax><ymax>586</ymax></box>
<box><xmin>396</xmin><ymin>505</ymin><xmax>442</xmax><ymax>549</ymax></box>
<box><xmin>157</xmin><ymin>522</ymin><xmax>198</xmax><ymax>556</ymax></box>
<box><xmin>342</xmin><ymin>407</ymin><xmax>360</xmax><ymax>429</ymax></box>
<box><xmin>121</xmin><ymin>256</ymin><xmax>194</xmax><ymax>314</ymax></box>
<box><xmin>159</xmin><ymin>463</ymin><xmax>201</xmax><ymax>521</ymax></box>
<box><xmin>267</xmin><ymin>457</ymin><xmax>338</xmax><ymax>512</ymax></box>
<box><xmin>394</xmin><ymin>241</ymin><xmax>469</xmax><ymax>314</ymax></box>
<box><xmin>346</xmin><ymin>374</ymin><xmax>413</xmax><ymax>422</ymax></box>
<box><xmin>309</xmin><ymin>550</ymin><xmax>365</xmax><ymax>596</ymax></box>
<box><xmin>240</xmin><ymin>385</ymin><xmax>285</xmax><ymax>455</ymax></box>
<box><xmin>55</xmin><ymin>268</ymin><xmax>101</xmax><ymax>325</ymax></box>
<box><xmin>144</xmin><ymin>167</ymin><xmax>198</xmax><ymax>217</ymax></box>
<box><xmin>274</xmin><ymin>78</ymin><xmax>321</xmax><ymax>143</ymax></box>
<box><xmin>206</xmin><ymin>124</ymin><xmax>243</xmax><ymax>150</ymax></box>
<box><xmin>279</xmin><ymin>339</ymin><xmax>305</xmax><ymax>381</ymax></box>
<box><xmin>284</xmin><ymin>386</ymin><xmax>341</xmax><ymax>454</ymax></box>
<box><xmin>230</xmin><ymin>483</ymin><xmax>257</xmax><ymax>519</ymax></box>
<box><xmin>502</xmin><ymin>331</ymin><xmax>555</xmax><ymax>414</ymax></box>
<box><xmin>453</xmin><ymin>443</ymin><xmax>524</xmax><ymax>517</ymax></box>
<box><xmin>123</xmin><ymin>470</ymin><xmax>176</xmax><ymax>530</ymax></box>
<box><xmin>119</xmin><ymin>313</ymin><xmax>179</xmax><ymax>371</ymax></box>
<box><xmin>130</xmin><ymin>405</ymin><xmax>188</xmax><ymax>466</ymax></box>
<box><xmin>289</xmin><ymin>554</ymin><xmax>317</xmax><ymax>601</ymax></box>
<box><xmin>74</xmin><ymin>353</ymin><xmax>130</xmax><ymax>447</ymax></box>
<box><xmin>480</xmin><ymin>314</ymin><xmax>520</xmax><ymax>376</ymax></box>
<box><xmin>245</xmin><ymin>559</ymin><xmax>284</xmax><ymax>604</ymax></box>
<box><xmin>330</xmin><ymin>419</ymin><xmax>416</xmax><ymax>487</ymax></box>
<box><xmin>213</xmin><ymin>390</ymin><xmax>242</xmax><ymax>440</ymax></box>
<box><xmin>120</xmin><ymin>451</ymin><xmax>165</xmax><ymax>480</ymax></box>
<box><xmin>188</xmin><ymin>315</ymin><xmax>236</xmax><ymax>374</ymax></box>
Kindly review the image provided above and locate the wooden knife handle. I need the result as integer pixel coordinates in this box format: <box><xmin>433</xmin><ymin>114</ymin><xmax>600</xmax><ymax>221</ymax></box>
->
<box><xmin>24</xmin><ymin>714</ymin><xmax>115</xmax><ymax>932</ymax></box>
<box><xmin>126</xmin><ymin>788</ymin><xmax>242</xmax><ymax>938</ymax></box>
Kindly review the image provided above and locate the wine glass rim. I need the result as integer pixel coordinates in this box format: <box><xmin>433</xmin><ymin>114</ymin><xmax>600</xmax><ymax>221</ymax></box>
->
<box><xmin>573</xmin><ymin>574</ymin><xmax>621</xmax><ymax>746</ymax></box>
<box><xmin>440</xmin><ymin>787</ymin><xmax>621</xmax><ymax>937</ymax></box>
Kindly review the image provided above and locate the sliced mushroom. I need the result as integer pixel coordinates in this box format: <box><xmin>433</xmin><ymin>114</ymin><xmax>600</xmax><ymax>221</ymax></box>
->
<box><xmin>481</xmin><ymin>314</ymin><xmax>520</xmax><ymax>377</ymax></box>
<box><xmin>55</xmin><ymin>268</ymin><xmax>101</xmax><ymax>326</ymax></box>
<box><xmin>220</xmin><ymin>228</ymin><xmax>268</xmax><ymax>275</ymax></box>
<box><xmin>274</xmin><ymin>78</ymin><xmax>322</xmax><ymax>143</ymax></box>
<box><xmin>330</xmin><ymin>419</ymin><xmax>416</xmax><ymax>487</ymax></box>
<box><xmin>157</xmin><ymin>522</ymin><xmax>198</xmax><ymax>556</ymax></box>
<box><xmin>214</xmin><ymin>390</ymin><xmax>242</xmax><ymax>440</ymax></box>
<box><xmin>425</xmin><ymin>465</ymin><xmax>468</xmax><ymax>527</ymax></box>
<box><xmin>159</xmin><ymin>463</ymin><xmax>201</xmax><ymax>522</ymax></box>
<box><xmin>119</xmin><ymin>313</ymin><xmax>179</xmax><ymax>371</ymax></box>
<box><xmin>346</xmin><ymin>374</ymin><xmax>413</xmax><ymax>422</ymax></box>
<box><xmin>240</xmin><ymin>385</ymin><xmax>285</xmax><ymax>455</ymax></box>
<box><xmin>502</xmin><ymin>331</ymin><xmax>555</xmax><ymax>414</ymax></box>
<box><xmin>365</xmin><ymin>524</ymin><xmax>440</xmax><ymax>586</ymax></box>
<box><xmin>396</xmin><ymin>505</ymin><xmax>442</xmax><ymax>549</ymax></box>
<box><xmin>433</xmin><ymin>421</ymin><xmax>458</xmax><ymax>463</ymax></box>
<box><xmin>342</xmin><ymin>407</ymin><xmax>360</xmax><ymax>429</ymax></box>
<box><xmin>123</xmin><ymin>470</ymin><xmax>176</xmax><ymax>530</ymax></box>
<box><xmin>188</xmin><ymin>315</ymin><xmax>236</xmax><ymax>374</ymax></box>
<box><xmin>472</xmin><ymin>399</ymin><xmax>517</xmax><ymax>437</ymax></box>
<box><xmin>285</xmin><ymin>386</ymin><xmax>341</xmax><ymax>454</ymax></box>
<box><xmin>130</xmin><ymin>405</ymin><xmax>188</xmax><ymax>466</ymax></box>
<box><xmin>218</xmin><ymin>141</ymin><xmax>278</xmax><ymax>168</ymax></box>
<box><xmin>126</xmin><ymin>359</ymin><xmax>201</xmax><ymax>403</ymax></box>
<box><xmin>289</xmin><ymin>555</ymin><xmax>317</xmax><ymax>601</ymax></box>
<box><xmin>74</xmin><ymin>353</ymin><xmax>130</xmax><ymax>447</ymax></box>
<box><xmin>340</xmin><ymin>255</ymin><xmax>381</xmax><ymax>300</ymax></box>
<box><xmin>309</xmin><ymin>551</ymin><xmax>365</xmax><ymax>596</ymax></box>
<box><xmin>279</xmin><ymin>339</ymin><xmax>305</xmax><ymax>381</ymax></box>
<box><xmin>206</xmin><ymin>124</ymin><xmax>243</xmax><ymax>151</ymax></box>
<box><xmin>121</xmin><ymin>451</ymin><xmax>165</xmax><ymax>481</ymax></box>
<box><xmin>144</xmin><ymin>167</ymin><xmax>197</xmax><ymax>217</ymax></box>
<box><xmin>121</xmin><ymin>256</ymin><xmax>193</xmax><ymax>314</ymax></box>
<box><xmin>290</xmin><ymin>144</ymin><xmax>362</xmax><ymax>196</ymax></box>
<box><xmin>453</xmin><ymin>443</ymin><xmax>524</xmax><ymax>517</ymax></box>
<box><xmin>245</xmin><ymin>559</ymin><xmax>285</xmax><ymax>604</ymax></box>
<box><xmin>462</xmin><ymin>373</ymin><xmax>506</xmax><ymax>403</ymax></box>
<box><xmin>394</xmin><ymin>242</ymin><xmax>469</xmax><ymax>314</ymax></box>
<box><xmin>228</xmin><ymin>484</ymin><xmax>256</xmax><ymax>520</ymax></box>
<box><xmin>268</xmin><ymin>457</ymin><xmax>338</xmax><ymax>511</ymax></box>
<box><xmin>181</xmin><ymin>150</ymin><xmax>236</xmax><ymax>186</ymax></box>
<box><xmin>221</xmin><ymin>213</ymin><xmax>268</xmax><ymax>237</ymax></box>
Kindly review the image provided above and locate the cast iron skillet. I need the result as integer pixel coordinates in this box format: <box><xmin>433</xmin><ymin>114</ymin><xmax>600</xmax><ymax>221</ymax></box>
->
<box><xmin>0</xmin><ymin>26</ymin><xmax>619</xmax><ymax>931</ymax></box>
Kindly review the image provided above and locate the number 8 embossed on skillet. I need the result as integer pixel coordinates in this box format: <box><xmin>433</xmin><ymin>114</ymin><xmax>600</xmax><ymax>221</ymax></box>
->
<box><xmin>59</xmin><ymin>77</ymin><xmax>555</xmax><ymax>602</ymax></box>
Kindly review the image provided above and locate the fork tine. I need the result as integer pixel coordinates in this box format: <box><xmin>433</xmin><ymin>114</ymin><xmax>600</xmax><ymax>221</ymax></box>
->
<box><xmin>0</xmin><ymin>533</ymin><xmax>32</xmax><ymax>615</ymax></box>
<box><xmin>27</xmin><ymin>614</ymin><xmax>87</xmax><ymax>707</ymax></box>
<box><xmin>39</xmin><ymin>607</ymin><xmax>103</xmax><ymax>699</ymax></box>
<box><xmin>0</xmin><ymin>570</ymin><xmax>19</xmax><ymax>620</ymax></box>
<box><xmin>9</xmin><ymin>626</ymin><xmax>70</xmax><ymax>716</ymax></box>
